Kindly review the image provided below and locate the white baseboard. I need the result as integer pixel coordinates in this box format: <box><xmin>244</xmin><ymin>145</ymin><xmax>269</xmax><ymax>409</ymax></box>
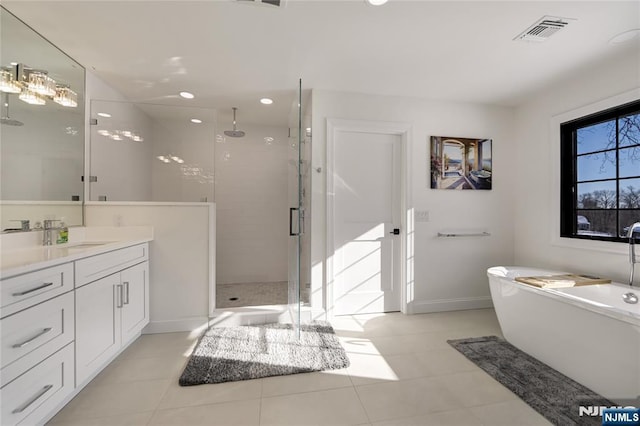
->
<box><xmin>209</xmin><ymin>305</ymin><xmax>316</xmax><ymax>327</ymax></box>
<box><xmin>144</xmin><ymin>308</ymin><xmax>325</xmax><ymax>333</ymax></box>
<box><xmin>143</xmin><ymin>317</ymin><xmax>209</xmax><ymax>334</ymax></box>
<box><xmin>409</xmin><ymin>296</ymin><xmax>493</xmax><ymax>314</ymax></box>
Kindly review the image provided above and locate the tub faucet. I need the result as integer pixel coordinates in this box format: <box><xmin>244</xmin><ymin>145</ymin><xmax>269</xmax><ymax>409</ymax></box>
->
<box><xmin>629</xmin><ymin>222</ymin><xmax>640</xmax><ymax>286</ymax></box>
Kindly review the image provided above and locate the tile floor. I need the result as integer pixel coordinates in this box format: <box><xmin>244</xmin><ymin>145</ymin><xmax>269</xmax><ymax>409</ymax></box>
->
<box><xmin>47</xmin><ymin>309</ymin><xmax>551</xmax><ymax>426</ymax></box>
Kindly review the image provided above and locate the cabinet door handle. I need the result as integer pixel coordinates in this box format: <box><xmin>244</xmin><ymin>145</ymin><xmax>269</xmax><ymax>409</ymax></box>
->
<box><xmin>289</xmin><ymin>207</ymin><xmax>300</xmax><ymax>236</ymax></box>
<box><xmin>12</xmin><ymin>328</ymin><xmax>53</xmax><ymax>349</ymax></box>
<box><xmin>116</xmin><ymin>284</ymin><xmax>123</xmax><ymax>308</ymax></box>
<box><xmin>123</xmin><ymin>281</ymin><xmax>130</xmax><ymax>305</ymax></box>
<box><xmin>12</xmin><ymin>282</ymin><xmax>54</xmax><ymax>297</ymax></box>
<box><xmin>12</xmin><ymin>384</ymin><xmax>54</xmax><ymax>414</ymax></box>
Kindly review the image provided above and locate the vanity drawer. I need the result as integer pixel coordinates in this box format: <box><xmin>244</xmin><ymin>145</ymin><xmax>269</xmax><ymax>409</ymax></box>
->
<box><xmin>1</xmin><ymin>263</ymin><xmax>74</xmax><ymax>318</ymax></box>
<box><xmin>1</xmin><ymin>343</ymin><xmax>74</xmax><ymax>426</ymax></box>
<box><xmin>1</xmin><ymin>292</ymin><xmax>74</xmax><ymax>378</ymax></box>
<box><xmin>75</xmin><ymin>243</ymin><xmax>148</xmax><ymax>287</ymax></box>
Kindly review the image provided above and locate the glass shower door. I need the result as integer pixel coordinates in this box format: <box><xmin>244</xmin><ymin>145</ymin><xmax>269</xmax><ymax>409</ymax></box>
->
<box><xmin>288</xmin><ymin>79</ymin><xmax>303</xmax><ymax>335</ymax></box>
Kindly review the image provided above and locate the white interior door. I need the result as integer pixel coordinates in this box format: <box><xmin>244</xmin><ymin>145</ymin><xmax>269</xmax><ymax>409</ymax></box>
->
<box><xmin>332</xmin><ymin>130</ymin><xmax>402</xmax><ymax>315</ymax></box>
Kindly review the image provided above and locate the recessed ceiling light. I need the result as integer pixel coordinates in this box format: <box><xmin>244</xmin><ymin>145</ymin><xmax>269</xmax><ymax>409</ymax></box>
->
<box><xmin>260</xmin><ymin>98</ymin><xmax>273</xmax><ymax>105</ymax></box>
<box><xmin>609</xmin><ymin>28</ymin><xmax>640</xmax><ymax>44</ymax></box>
<box><xmin>365</xmin><ymin>0</ymin><xmax>388</xmax><ymax>5</ymax></box>
<box><xmin>190</xmin><ymin>118</ymin><xmax>202</xmax><ymax>124</ymax></box>
<box><xmin>179</xmin><ymin>91</ymin><xmax>195</xmax><ymax>99</ymax></box>
<box><xmin>97</xmin><ymin>112</ymin><xmax>111</xmax><ymax>118</ymax></box>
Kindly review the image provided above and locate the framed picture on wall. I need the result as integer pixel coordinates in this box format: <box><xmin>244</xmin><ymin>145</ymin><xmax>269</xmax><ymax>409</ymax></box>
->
<box><xmin>430</xmin><ymin>136</ymin><xmax>492</xmax><ymax>190</ymax></box>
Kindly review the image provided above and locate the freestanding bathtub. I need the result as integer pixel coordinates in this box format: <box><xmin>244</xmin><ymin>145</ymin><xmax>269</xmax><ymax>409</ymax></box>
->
<box><xmin>488</xmin><ymin>266</ymin><xmax>640</xmax><ymax>404</ymax></box>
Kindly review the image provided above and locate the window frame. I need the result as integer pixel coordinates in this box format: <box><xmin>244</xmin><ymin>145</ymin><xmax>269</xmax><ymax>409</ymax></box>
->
<box><xmin>560</xmin><ymin>99</ymin><xmax>640</xmax><ymax>243</ymax></box>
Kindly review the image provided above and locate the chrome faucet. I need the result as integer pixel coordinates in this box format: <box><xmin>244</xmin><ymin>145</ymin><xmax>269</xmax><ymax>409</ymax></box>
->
<box><xmin>628</xmin><ymin>222</ymin><xmax>640</xmax><ymax>287</ymax></box>
<box><xmin>42</xmin><ymin>219</ymin><xmax>60</xmax><ymax>246</ymax></box>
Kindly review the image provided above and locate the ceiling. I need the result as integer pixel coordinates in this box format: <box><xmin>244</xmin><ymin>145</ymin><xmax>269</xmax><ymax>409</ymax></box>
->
<box><xmin>3</xmin><ymin>1</ymin><xmax>639</xmax><ymax>127</ymax></box>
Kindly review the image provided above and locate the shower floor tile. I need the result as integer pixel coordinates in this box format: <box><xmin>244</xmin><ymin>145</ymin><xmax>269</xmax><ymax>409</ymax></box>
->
<box><xmin>216</xmin><ymin>281</ymin><xmax>310</xmax><ymax>308</ymax></box>
<box><xmin>217</xmin><ymin>281</ymin><xmax>287</xmax><ymax>308</ymax></box>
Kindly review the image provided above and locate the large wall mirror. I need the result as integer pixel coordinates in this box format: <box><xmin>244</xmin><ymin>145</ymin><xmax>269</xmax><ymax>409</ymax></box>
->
<box><xmin>0</xmin><ymin>6</ymin><xmax>85</xmax><ymax>232</ymax></box>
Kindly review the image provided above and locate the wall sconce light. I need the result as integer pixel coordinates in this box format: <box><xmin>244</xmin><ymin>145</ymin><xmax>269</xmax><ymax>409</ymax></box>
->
<box><xmin>0</xmin><ymin>68</ymin><xmax>21</xmax><ymax>93</ymax></box>
<box><xmin>53</xmin><ymin>86</ymin><xmax>78</xmax><ymax>107</ymax></box>
<box><xmin>27</xmin><ymin>71</ymin><xmax>56</xmax><ymax>97</ymax></box>
<box><xmin>0</xmin><ymin>64</ymin><xmax>78</xmax><ymax>107</ymax></box>
<box><xmin>18</xmin><ymin>88</ymin><xmax>46</xmax><ymax>105</ymax></box>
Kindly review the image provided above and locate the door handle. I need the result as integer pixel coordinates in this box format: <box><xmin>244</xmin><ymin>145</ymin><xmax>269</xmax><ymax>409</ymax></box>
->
<box><xmin>289</xmin><ymin>207</ymin><xmax>300</xmax><ymax>236</ymax></box>
<box><xmin>389</xmin><ymin>228</ymin><xmax>400</xmax><ymax>235</ymax></box>
<box><xmin>116</xmin><ymin>284</ymin><xmax>123</xmax><ymax>308</ymax></box>
<box><xmin>123</xmin><ymin>281</ymin><xmax>130</xmax><ymax>305</ymax></box>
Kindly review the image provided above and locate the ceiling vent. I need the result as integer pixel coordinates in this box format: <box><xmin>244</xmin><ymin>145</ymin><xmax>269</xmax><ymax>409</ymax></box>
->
<box><xmin>515</xmin><ymin>16</ymin><xmax>573</xmax><ymax>42</ymax></box>
<box><xmin>236</xmin><ymin>0</ymin><xmax>284</xmax><ymax>7</ymax></box>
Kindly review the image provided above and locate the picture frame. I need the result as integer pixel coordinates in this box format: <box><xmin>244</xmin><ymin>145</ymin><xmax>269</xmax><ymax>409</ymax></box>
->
<box><xmin>430</xmin><ymin>136</ymin><xmax>492</xmax><ymax>190</ymax></box>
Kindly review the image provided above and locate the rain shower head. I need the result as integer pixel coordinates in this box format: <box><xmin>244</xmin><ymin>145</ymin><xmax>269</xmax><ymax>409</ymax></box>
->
<box><xmin>1</xmin><ymin>94</ymin><xmax>23</xmax><ymax>126</ymax></box>
<box><xmin>224</xmin><ymin>107</ymin><xmax>245</xmax><ymax>138</ymax></box>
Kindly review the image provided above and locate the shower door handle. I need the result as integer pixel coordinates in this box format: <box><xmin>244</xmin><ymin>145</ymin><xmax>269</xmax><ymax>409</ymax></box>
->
<box><xmin>289</xmin><ymin>207</ymin><xmax>300</xmax><ymax>236</ymax></box>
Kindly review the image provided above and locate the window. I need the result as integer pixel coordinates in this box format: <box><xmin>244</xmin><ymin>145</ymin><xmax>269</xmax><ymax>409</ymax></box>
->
<box><xmin>560</xmin><ymin>100</ymin><xmax>640</xmax><ymax>242</ymax></box>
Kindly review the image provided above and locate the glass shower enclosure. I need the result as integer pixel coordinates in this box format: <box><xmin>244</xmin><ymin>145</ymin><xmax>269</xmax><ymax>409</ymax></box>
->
<box><xmin>288</xmin><ymin>79</ymin><xmax>304</xmax><ymax>334</ymax></box>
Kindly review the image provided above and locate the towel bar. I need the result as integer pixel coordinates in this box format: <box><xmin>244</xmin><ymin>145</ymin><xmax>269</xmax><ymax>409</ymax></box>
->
<box><xmin>437</xmin><ymin>232</ymin><xmax>491</xmax><ymax>238</ymax></box>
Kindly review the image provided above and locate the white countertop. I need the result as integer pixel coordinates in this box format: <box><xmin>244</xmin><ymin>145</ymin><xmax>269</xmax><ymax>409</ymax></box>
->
<box><xmin>1</xmin><ymin>226</ymin><xmax>153</xmax><ymax>278</ymax></box>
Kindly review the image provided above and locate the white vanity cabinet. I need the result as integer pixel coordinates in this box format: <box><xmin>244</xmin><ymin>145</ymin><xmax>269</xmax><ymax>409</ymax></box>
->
<box><xmin>121</xmin><ymin>262</ymin><xmax>149</xmax><ymax>344</ymax></box>
<box><xmin>75</xmin><ymin>245</ymin><xmax>149</xmax><ymax>386</ymax></box>
<box><xmin>0</xmin><ymin>264</ymin><xmax>76</xmax><ymax>426</ymax></box>
<box><xmin>0</xmin><ymin>240</ymin><xmax>151</xmax><ymax>426</ymax></box>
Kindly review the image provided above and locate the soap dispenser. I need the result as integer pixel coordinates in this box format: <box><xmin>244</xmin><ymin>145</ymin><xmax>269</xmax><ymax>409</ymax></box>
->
<box><xmin>57</xmin><ymin>218</ymin><xmax>69</xmax><ymax>244</ymax></box>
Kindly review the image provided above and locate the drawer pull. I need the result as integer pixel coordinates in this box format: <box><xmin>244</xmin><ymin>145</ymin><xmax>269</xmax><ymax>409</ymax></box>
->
<box><xmin>12</xmin><ymin>327</ymin><xmax>53</xmax><ymax>348</ymax></box>
<box><xmin>12</xmin><ymin>384</ymin><xmax>54</xmax><ymax>414</ymax></box>
<box><xmin>12</xmin><ymin>282</ymin><xmax>54</xmax><ymax>297</ymax></box>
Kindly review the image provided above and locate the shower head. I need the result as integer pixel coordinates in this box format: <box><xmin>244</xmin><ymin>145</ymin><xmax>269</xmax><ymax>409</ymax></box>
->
<box><xmin>1</xmin><ymin>94</ymin><xmax>23</xmax><ymax>126</ymax></box>
<box><xmin>224</xmin><ymin>107</ymin><xmax>245</xmax><ymax>138</ymax></box>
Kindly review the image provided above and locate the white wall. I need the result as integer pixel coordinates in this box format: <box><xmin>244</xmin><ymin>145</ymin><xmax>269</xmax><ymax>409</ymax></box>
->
<box><xmin>513</xmin><ymin>48</ymin><xmax>640</xmax><ymax>284</ymax></box>
<box><xmin>85</xmin><ymin>202</ymin><xmax>215</xmax><ymax>333</ymax></box>
<box><xmin>215</xmin><ymin>123</ymin><xmax>289</xmax><ymax>285</ymax></box>
<box><xmin>311</xmin><ymin>90</ymin><xmax>516</xmax><ymax>315</ymax></box>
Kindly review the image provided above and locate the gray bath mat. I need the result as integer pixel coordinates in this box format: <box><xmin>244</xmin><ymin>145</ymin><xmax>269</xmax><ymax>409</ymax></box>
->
<box><xmin>179</xmin><ymin>321</ymin><xmax>350</xmax><ymax>386</ymax></box>
<box><xmin>448</xmin><ymin>336</ymin><xmax>615</xmax><ymax>426</ymax></box>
